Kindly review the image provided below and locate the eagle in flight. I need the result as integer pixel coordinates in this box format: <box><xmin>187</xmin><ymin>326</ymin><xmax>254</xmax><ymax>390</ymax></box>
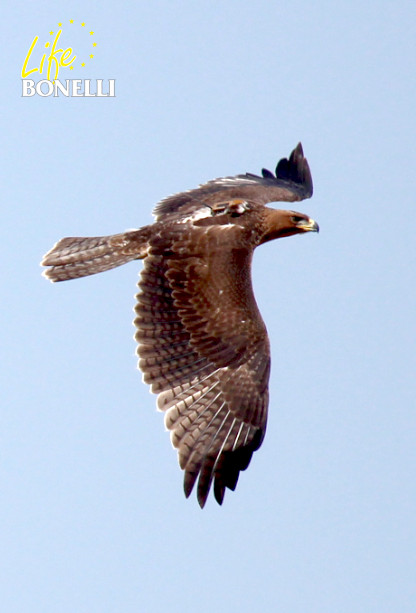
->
<box><xmin>42</xmin><ymin>143</ymin><xmax>318</xmax><ymax>507</ymax></box>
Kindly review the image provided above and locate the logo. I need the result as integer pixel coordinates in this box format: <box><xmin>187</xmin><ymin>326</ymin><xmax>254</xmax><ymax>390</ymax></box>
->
<box><xmin>21</xmin><ymin>20</ymin><xmax>115</xmax><ymax>97</ymax></box>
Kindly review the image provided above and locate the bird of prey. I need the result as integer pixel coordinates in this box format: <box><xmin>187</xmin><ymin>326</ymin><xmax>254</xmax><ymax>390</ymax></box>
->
<box><xmin>42</xmin><ymin>143</ymin><xmax>318</xmax><ymax>507</ymax></box>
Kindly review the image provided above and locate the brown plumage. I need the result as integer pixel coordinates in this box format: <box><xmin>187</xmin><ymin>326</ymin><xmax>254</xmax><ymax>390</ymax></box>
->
<box><xmin>42</xmin><ymin>143</ymin><xmax>318</xmax><ymax>507</ymax></box>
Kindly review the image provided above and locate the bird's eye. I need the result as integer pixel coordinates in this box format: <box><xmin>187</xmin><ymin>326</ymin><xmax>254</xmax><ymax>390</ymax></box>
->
<box><xmin>291</xmin><ymin>215</ymin><xmax>304</xmax><ymax>224</ymax></box>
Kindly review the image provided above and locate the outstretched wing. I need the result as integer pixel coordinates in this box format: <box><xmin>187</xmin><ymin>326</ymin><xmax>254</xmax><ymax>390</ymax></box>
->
<box><xmin>134</xmin><ymin>225</ymin><xmax>270</xmax><ymax>507</ymax></box>
<box><xmin>153</xmin><ymin>142</ymin><xmax>312</xmax><ymax>221</ymax></box>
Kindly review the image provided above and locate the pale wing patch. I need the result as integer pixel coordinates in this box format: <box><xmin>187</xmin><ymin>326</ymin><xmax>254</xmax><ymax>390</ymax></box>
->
<box><xmin>179</xmin><ymin>207</ymin><xmax>213</xmax><ymax>224</ymax></box>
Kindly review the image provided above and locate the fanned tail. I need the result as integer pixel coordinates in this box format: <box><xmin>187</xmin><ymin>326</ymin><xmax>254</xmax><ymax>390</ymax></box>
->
<box><xmin>41</xmin><ymin>227</ymin><xmax>152</xmax><ymax>282</ymax></box>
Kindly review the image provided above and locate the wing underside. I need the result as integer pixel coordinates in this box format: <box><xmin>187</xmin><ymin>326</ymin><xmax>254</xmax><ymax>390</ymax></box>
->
<box><xmin>134</xmin><ymin>233</ymin><xmax>270</xmax><ymax>507</ymax></box>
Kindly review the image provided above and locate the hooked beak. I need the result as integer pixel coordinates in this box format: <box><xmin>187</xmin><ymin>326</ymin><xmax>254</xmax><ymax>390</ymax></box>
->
<box><xmin>297</xmin><ymin>217</ymin><xmax>319</xmax><ymax>233</ymax></box>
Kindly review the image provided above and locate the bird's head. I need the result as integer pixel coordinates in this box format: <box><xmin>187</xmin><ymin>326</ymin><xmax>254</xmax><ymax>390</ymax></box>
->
<box><xmin>260</xmin><ymin>208</ymin><xmax>319</xmax><ymax>245</ymax></box>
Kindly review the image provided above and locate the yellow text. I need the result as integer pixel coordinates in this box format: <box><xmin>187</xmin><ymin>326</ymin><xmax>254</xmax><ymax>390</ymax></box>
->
<box><xmin>21</xmin><ymin>30</ymin><xmax>76</xmax><ymax>81</ymax></box>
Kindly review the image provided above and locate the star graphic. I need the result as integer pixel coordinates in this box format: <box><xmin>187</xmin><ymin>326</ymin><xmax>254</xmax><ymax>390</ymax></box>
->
<box><xmin>81</xmin><ymin>22</ymin><xmax>85</xmax><ymax>26</ymax></box>
<box><xmin>89</xmin><ymin>31</ymin><xmax>94</xmax><ymax>35</ymax></box>
<box><xmin>49</xmin><ymin>31</ymin><xmax>54</xmax><ymax>35</ymax></box>
<box><xmin>93</xmin><ymin>42</ymin><xmax>97</xmax><ymax>47</ymax></box>
<box><xmin>58</xmin><ymin>22</ymin><xmax>62</xmax><ymax>26</ymax></box>
<box><xmin>89</xmin><ymin>54</ymin><xmax>94</xmax><ymax>59</ymax></box>
<box><xmin>70</xmin><ymin>65</ymin><xmax>74</xmax><ymax>70</ymax></box>
<box><xmin>69</xmin><ymin>19</ymin><xmax>74</xmax><ymax>24</ymax></box>
<box><xmin>81</xmin><ymin>62</ymin><xmax>85</xmax><ymax>67</ymax></box>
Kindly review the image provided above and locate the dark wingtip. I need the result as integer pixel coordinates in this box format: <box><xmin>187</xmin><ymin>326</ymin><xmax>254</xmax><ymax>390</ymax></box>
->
<box><xmin>197</xmin><ymin>494</ymin><xmax>208</xmax><ymax>509</ymax></box>
<box><xmin>259</xmin><ymin>143</ymin><xmax>313</xmax><ymax>198</ymax></box>
<box><xmin>184</xmin><ymin>471</ymin><xmax>198</xmax><ymax>499</ymax></box>
<box><xmin>275</xmin><ymin>142</ymin><xmax>313</xmax><ymax>196</ymax></box>
<box><xmin>261</xmin><ymin>168</ymin><xmax>275</xmax><ymax>179</ymax></box>
<box><xmin>213</xmin><ymin>481</ymin><xmax>226</xmax><ymax>505</ymax></box>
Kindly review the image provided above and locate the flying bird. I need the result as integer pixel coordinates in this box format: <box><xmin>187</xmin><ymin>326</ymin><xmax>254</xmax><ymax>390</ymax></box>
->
<box><xmin>42</xmin><ymin>143</ymin><xmax>318</xmax><ymax>507</ymax></box>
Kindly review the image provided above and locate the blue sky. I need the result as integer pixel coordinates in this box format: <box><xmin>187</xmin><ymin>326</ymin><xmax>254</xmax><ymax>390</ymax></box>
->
<box><xmin>2</xmin><ymin>1</ymin><xmax>415</xmax><ymax>611</ymax></box>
